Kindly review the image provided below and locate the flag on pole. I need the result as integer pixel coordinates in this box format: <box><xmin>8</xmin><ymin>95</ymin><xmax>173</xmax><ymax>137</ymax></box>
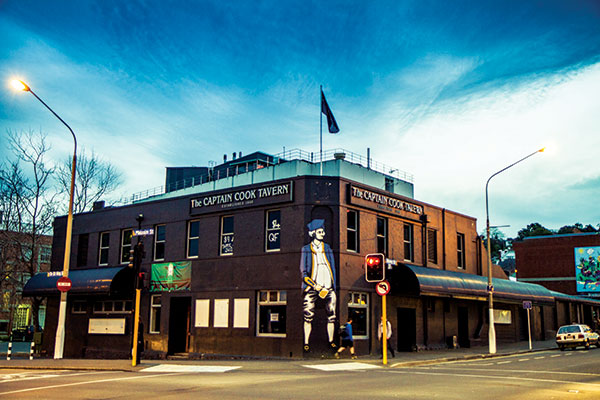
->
<box><xmin>321</xmin><ymin>90</ymin><xmax>340</xmax><ymax>133</ymax></box>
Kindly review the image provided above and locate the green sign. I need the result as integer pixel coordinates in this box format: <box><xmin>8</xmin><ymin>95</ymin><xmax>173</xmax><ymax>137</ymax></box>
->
<box><xmin>150</xmin><ymin>261</ymin><xmax>191</xmax><ymax>292</ymax></box>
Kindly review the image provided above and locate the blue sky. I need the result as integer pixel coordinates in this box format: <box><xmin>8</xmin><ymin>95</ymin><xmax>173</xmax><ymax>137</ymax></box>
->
<box><xmin>1</xmin><ymin>0</ymin><xmax>600</xmax><ymax>237</ymax></box>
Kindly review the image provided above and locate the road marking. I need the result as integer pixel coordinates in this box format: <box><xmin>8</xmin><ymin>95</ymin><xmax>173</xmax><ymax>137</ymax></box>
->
<box><xmin>141</xmin><ymin>364</ymin><xmax>241</xmax><ymax>373</ymax></box>
<box><xmin>0</xmin><ymin>372</ymin><xmax>182</xmax><ymax>396</ymax></box>
<box><xmin>303</xmin><ymin>362</ymin><xmax>381</xmax><ymax>371</ymax></box>
<box><xmin>387</xmin><ymin>370</ymin><xmax>600</xmax><ymax>387</ymax></box>
<box><xmin>518</xmin><ymin>358</ymin><xmax>530</xmax><ymax>362</ymax></box>
<box><xmin>0</xmin><ymin>371</ymin><xmax>108</xmax><ymax>383</ymax></box>
<box><xmin>550</xmin><ymin>354</ymin><xmax>561</xmax><ymax>358</ymax></box>
<box><xmin>418</xmin><ymin>366</ymin><xmax>600</xmax><ymax>377</ymax></box>
<box><xmin>497</xmin><ymin>361</ymin><xmax>511</xmax><ymax>364</ymax></box>
<box><xmin>534</xmin><ymin>356</ymin><xmax>545</xmax><ymax>360</ymax></box>
<box><xmin>565</xmin><ymin>353</ymin><xmax>573</xmax><ymax>356</ymax></box>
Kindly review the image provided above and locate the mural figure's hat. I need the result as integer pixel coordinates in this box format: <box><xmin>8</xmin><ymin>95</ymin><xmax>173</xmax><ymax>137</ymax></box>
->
<box><xmin>307</xmin><ymin>219</ymin><xmax>325</xmax><ymax>231</ymax></box>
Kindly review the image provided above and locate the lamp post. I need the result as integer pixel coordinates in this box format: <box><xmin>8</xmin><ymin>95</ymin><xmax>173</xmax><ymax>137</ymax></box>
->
<box><xmin>11</xmin><ymin>79</ymin><xmax>77</xmax><ymax>359</ymax></box>
<box><xmin>485</xmin><ymin>147</ymin><xmax>544</xmax><ymax>354</ymax></box>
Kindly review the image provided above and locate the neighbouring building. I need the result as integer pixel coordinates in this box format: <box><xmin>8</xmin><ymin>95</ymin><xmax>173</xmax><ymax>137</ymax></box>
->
<box><xmin>24</xmin><ymin>149</ymin><xmax>600</xmax><ymax>358</ymax></box>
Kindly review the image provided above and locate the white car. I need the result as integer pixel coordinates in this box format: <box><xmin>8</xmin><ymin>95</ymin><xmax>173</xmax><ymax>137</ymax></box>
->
<box><xmin>556</xmin><ymin>324</ymin><xmax>599</xmax><ymax>350</ymax></box>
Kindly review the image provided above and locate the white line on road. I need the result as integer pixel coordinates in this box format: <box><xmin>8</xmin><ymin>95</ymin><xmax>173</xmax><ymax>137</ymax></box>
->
<box><xmin>141</xmin><ymin>364</ymin><xmax>241</xmax><ymax>373</ymax></box>
<box><xmin>534</xmin><ymin>356</ymin><xmax>545</xmax><ymax>360</ymax></box>
<box><xmin>423</xmin><ymin>367</ymin><xmax>600</xmax><ymax>377</ymax></box>
<box><xmin>518</xmin><ymin>358</ymin><xmax>530</xmax><ymax>362</ymax></box>
<box><xmin>0</xmin><ymin>371</ymin><xmax>110</xmax><ymax>383</ymax></box>
<box><xmin>303</xmin><ymin>362</ymin><xmax>381</xmax><ymax>371</ymax></box>
<box><xmin>0</xmin><ymin>372</ymin><xmax>182</xmax><ymax>396</ymax></box>
<box><xmin>550</xmin><ymin>354</ymin><xmax>562</xmax><ymax>357</ymax></box>
<box><xmin>497</xmin><ymin>361</ymin><xmax>511</xmax><ymax>364</ymax></box>
<box><xmin>387</xmin><ymin>370</ymin><xmax>600</xmax><ymax>388</ymax></box>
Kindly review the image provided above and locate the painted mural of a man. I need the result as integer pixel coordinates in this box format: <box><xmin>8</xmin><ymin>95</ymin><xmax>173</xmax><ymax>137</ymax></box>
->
<box><xmin>300</xmin><ymin>219</ymin><xmax>337</xmax><ymax>352</ymax></box>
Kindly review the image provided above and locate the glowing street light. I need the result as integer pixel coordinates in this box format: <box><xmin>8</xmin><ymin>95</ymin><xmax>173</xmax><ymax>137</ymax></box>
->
<box><xmin>485</xmin><ymin>147</ymin><xmax>544</xmax><ymax>354</ymax></box>
<box><xmin>10</xmin><ymin>78</ymin><xmax>77</xmax><ymax>360</ymax></box>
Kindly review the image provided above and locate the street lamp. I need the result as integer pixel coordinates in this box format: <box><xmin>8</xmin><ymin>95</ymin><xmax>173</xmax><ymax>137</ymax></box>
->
<box><xmin>485</xmin><ymin>147</ymin><xmax>544</xmax><ymax>354</ymax></box>
<box><xmin>11</xmin><ymin>79</ymin><xmax>77</xmax><ymax>359</ymax></box>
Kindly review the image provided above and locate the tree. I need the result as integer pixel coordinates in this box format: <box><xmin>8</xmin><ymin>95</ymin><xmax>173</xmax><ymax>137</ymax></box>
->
<box><xmin>56</xmin><ymin>149</ymin><xmax>123</xmax><ymax>214</ymax></box>
<box><xmin>0</xmin><ymin>129</ymin><xmax>57</xmax><ymax>332</ymax></box>
<box><xmin>481</xmin><ymin>227</ymin><xmax>508</xmax><ymax>263</ymax></box>
<box><xmin>557</xmin><ymin>223</ymin><xmax>598</xmax><ymax>234</ymax></box>
<box><xmin>516</xmin><ymin>222</ymin><xmax>554</xmax><ymax>241</ymax></box>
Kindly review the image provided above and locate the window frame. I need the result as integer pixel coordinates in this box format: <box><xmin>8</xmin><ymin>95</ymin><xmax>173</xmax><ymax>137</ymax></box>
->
<box><xmin>376</xmin><ymin>216</ymin><xmax>387</xmax><ymax>255</ymax></box>
<box><xmin>256</xmin><ymin>290</ymin><xmax>287</xmax><ymax>337</ymax></box>
<box><xmin>93</xmin><ymin>300</ymin><xmax>133</xmax><ymax>314</ymax></box>
<box><xmin>348</xmin><ymin>292</ymin><xmax>369</xmax><ymax>339</ymax></box>
<box><xmin>427</xmin><ymin>228</ymin><xmax>438</xmax><ymax>264</ymax></box>
<box><xmin>403</xmin><ymin>223</ymin><xmax>414</xmax><ymax>262</ymax></box>
<box><xmin>72</xmin><ymin>300</ymin><xmax>87</xmax><ymax>314</ymax></box>
<box><xmin>120</xmin><ymin>229</ymin><xmax>133</xmax><ymax>264</ymax></box>
<box><xmin>346</xmin><ymin>209</ymin><xmax>359</xmax><ymax>252</ymax></box>
<box><xmin>220</xmin><ymin>215</ymin><xmax>234</xmax><ymax>256</ymax></box>
<box><xmin>187</xmin><ymin>220</ymin><xmax>200</xmax><ymax>259</ymax></box>
<box><xmin>98</xmin><ymin>232</ymin><xmax>110</xmax><ymax>266</ymax></box>
<box><xmin>457</xmin><ymin>232</ymin><xmax>466</xmax><ymax>269</ymax></box>
<box><xmin>265</xmin><ymin>210</ymin><xmax>281</xmax><ymax>252</ymax></box>
<box><xmin>149</xmin><ymin>294</ymin><xmax>161</xmax><ymax>334</ymax></box>
<box><xmin>154</xmin><ymin>224</ymin><xmax>166</xmax><ymax>261</ymax></box>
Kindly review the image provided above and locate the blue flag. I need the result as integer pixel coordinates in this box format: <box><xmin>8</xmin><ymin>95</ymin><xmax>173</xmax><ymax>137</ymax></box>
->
<box><xmin>321</xmin><ymin>90</ymin><xmax>340</xmax><ymax>133</ymax></box>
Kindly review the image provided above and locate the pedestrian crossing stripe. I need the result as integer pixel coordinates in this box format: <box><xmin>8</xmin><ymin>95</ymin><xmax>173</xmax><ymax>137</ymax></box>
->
<box><xmin>141</xmin><ymin>364</ymin><xmax>241</xmax><ymax>373</ymax></box>
<box><xmin>303</xmin><ymin>362</ymin><xmax>381</xmax><ymax>371</ymax></box>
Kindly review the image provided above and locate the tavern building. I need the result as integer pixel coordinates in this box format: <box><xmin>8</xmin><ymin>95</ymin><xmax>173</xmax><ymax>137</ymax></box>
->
<box><xmin>24</xmin><ymin>149</ymin><xmax>600</xmax><ymax>358</ymax></box>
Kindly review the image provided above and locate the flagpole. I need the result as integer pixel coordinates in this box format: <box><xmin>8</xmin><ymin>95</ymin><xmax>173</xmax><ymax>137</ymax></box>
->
<box><xmin>320</xmin><ymin>85</ymin><xmax>323</xmax><ymax>176</ymax></box>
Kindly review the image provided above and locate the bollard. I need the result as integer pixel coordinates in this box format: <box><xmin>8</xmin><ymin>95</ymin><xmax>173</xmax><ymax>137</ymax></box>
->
<box><xmin>7</xmin><ymin>342</ymin><xmax>11</xmax><ymax>361</ymax></box>
<box><xmin>30</xmin><ymin>341</ymin><xmax>35</xmax><ymax>360</ymax></box>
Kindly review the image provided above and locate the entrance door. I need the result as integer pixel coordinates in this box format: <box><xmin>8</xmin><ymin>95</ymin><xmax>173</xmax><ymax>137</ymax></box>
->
<box><xmin>458</xmin><ymin>307</ymin><xmax>470</xmax><ymax>348</ymax></box>
<box><xmin>396</xmin><ymin>308</ymin><xmax>416</xmax><ymax>352</ymax></box>
<box><xmin>168</xmin><ymin>297</ymin><xmax>191</xmax><ymax>354</ymax></box>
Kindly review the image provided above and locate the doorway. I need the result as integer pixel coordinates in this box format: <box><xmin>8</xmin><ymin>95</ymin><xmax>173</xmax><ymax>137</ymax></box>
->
<box><xmin>168</xmin><ymin>297</ymin><xmax>191</xmax><ymax>354</ymax></box>
<box><xmin>396</xmin><ymin>308</ymin><xmax>416</xmax><ymax>351</ymax></box>
<box><xmin>458</xmin><ymin>307</ymin><xmax>470</xmax><ymax>348</ymax></box>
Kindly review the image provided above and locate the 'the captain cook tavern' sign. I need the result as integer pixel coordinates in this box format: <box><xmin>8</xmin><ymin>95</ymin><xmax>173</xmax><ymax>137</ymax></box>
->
<box><xmin>350</xmin><ymin>185</ymin><xmax>423</xmax><ymax>216</ymax></box>
<box><xmin>190</xmin><ymin>181</ymin><xmax>293</xmax><ymax>214</ymax></box>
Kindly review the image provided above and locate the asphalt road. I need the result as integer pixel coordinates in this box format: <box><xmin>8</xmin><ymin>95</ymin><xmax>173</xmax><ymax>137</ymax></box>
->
<box><xmin>1</xmin><ymin>349</ymin><xmax>599</xmax><ymax>399</ymax></box>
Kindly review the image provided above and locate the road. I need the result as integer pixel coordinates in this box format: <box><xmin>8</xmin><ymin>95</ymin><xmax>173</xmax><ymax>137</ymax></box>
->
<box><xmin>1</xmin><ymin>349</ymin><xmax>599</xmax><ymax>399</ymax></box>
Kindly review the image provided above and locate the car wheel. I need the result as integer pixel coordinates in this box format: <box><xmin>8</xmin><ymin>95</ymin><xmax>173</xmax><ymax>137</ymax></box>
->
<box><xmin>559</xmin><ymin>345</ymin><xmax>565</xmax><ymax>351</ymax></box>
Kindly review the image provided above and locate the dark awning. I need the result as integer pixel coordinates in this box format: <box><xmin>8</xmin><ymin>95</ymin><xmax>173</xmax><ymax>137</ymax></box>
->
<box><xmin>550</xmin><ymin>291</ymin><xmax>600</xmax><ymax>306</ymax></box>
<box><xmin>389</xmin><ymin>263</ymin><xmax>555</xmax><ymax>306</ymax></box>
<box><xmin>22</xmin><ymin>266</ymin><xmax>134</xmax><ymax>297</ymax></box>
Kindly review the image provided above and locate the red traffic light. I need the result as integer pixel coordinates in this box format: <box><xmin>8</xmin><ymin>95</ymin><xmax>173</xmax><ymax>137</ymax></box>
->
<box><xmin>365</xmin><ymin>253</ymin><xmax>385</xmax><ymax>282</ymax></box>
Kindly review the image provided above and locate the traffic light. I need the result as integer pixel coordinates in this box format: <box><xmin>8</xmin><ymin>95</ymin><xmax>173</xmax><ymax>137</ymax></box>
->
<box><xmin>128</xmin><ymin>248</ymin><xmax>135</xmax><ymax>268</ymax></box>
<box><xmin>365</xmin><ymin>253</ymin><xmax>385</xmax><ymax>282</ymax></box>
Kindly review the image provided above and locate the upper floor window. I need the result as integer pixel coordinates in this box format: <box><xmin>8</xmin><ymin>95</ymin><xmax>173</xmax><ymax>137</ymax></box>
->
<box><xmin>154</xmin><ymin>224</ymin><xmax>166</xmax><ymax>261</ymax></box>
<box><xmin>427</xmin><ymin>228</ymin><xmax>437</xmax><ymax>264</ymax></box>
<box><xmin>457</xmin><ymin>233</ymin><xmax>466</xmax><ymax>269</ymax></box>
<box><xmin>120</xmin><ymin>229</ymin><xmax>133</xmax><ymax>264</ymax></box>
<box><xmin>376</xmin><ymin>217</ymin><xmax>387</xmax><ymax>255</ymax></box>
<box><xmin>220</xmin><ymin>216</ymin><xmax>234</xmax><ymax>256</ymax></box>
<box><xmin>347</xmin><ymin>209</ymin><xmax>359</xmax><ymax>252</ymax></box>
<box><xmin>99</xmin><ymin>232</ymin><xmax>110</xmax><ymax>266</ymax></box>
<box><xmin>403</xmin><ymin>223</ymin><xmax>414</xmax><ymax>262</ymax></box>
<box><xmin>265</xmin><ymin>210</ymin><xmax>281</xmax><ymax>252</ymax></box>
<box><xmin>187</xmin><ymin>220</ymin><xmax>200</xmax><ymax>258</ymax></box>
<box><xmin>39</xmin><ymin>245</ymin><xmax>52</xmax><ymax>264</ymax></box>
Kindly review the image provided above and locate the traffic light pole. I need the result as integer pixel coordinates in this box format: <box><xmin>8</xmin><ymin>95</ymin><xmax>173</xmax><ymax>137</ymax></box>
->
<box><xmin>382</xmin><ymin>294</ymin><xmax>388</xmax><ymax>366</ymax></box>
<box><xmin>132</xmin><ymin>287</ymin><xmax>141</xmax><ymax>366</ymax></box>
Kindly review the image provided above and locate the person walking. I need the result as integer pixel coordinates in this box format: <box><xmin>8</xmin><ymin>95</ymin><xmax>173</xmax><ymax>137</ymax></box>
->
<box><xmin>335</xmin><ymin>317</ymin><xmax>357</xmax><ymax>359</ymax></box>
<box><xmin>378</xmin><ymin>319</ymin><xmax>395</xmax><ymax>358</ymax></box>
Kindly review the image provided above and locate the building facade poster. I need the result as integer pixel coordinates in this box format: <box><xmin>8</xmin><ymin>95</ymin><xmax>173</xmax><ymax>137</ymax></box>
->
<box><xmin>150</xmin><ymin>261</ymin><xmax>191</xmax><ymax>292</ymax></box>
<box><xmin>575</xmin><ymin>247</ymin><xmax>600</xmax><ymax>293</ymax></box>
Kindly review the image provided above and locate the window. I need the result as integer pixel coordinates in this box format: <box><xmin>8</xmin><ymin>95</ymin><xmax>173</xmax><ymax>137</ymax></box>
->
<box><xmin>99</xmin><ymin>232</ymin><xmax>110</xmax><ymax>266</ymax></box>
<box><xmin>154</xmin><ymin>225</ymin><xmax>166</xmax><ymax>261</ymax></box>
<box><xmin>257</xmin><ymin>290</ymin><xmax>286</xmax><ymax>336</ymax></box>
<box><xmin>265</xmin><ymin>210</ymin><xmax>281</xmax><ymax>252</ymax></box>
<box><xmin>187</xmin><ymin>220</ymin><xmax>200</xmax><ymax>258</ymax></box>
<box><xmin>376</xmin><ymin>217</ymin><xmax>387</xmax><ymax>255</ymax></box>
<box><xmin>93</xmin><ymin>300</ymin><xmax>132</xmax><ymax>314</ymax></box>
<box><xmin>220</xmin><ymin>216</ymin><xmax>234</xmax><ymax>256</ymax></box>
<box><xmin>457</xmin><ymin>233</ymin><xmax>466</xmax><ymax>269</ymax></box>
<box><xmin>149</xmin><ymin>295</ymin><xmax>161</xmax><ymax>333</ymax></box>
<box><xmin>72</xmin><ymin>300</ymin><xmax>86</xmax><ymax>314</ymax></box>
<box><xmin>120</xmin><ymin>229</ymin><xmax>133</xmax><ymax>264</ymax></box>
<box><xmin>403</xmin><ymin>224</ymin><xmax>414</xmax><ymax>261</ymax></box>
<box><xmin>348</xmin><ymin>292</ymin><xmax>369</xmax><ymax>338</ymax></box>
<box><xmin>347</xmin><ymin>209</ymin><xmax>359</xmax><ymax>252</ymax></box>
<box><xmin>76</xmin><ymin>234</ymin><xmax>89</xmax><ymax>267</ymax></box>
<box><xmin>39</xmin><ymin>245</ymin><xmax>52</xmax><ymax>264</ymax></box>
<box><xmin>427</xmin><ymin>229</ymin><xmax>437</xmax><ymax>264</ymax></box>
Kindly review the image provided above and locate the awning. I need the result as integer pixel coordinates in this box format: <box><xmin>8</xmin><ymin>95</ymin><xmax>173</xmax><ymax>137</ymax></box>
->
<box><xmin>550</xmin><ymin>291</ymin><xmax>600</xmax><ymax>306</ymax></box>
<box><xmin>389</xmin><ymin>263</ymin><xmax>555</xmax><ymax>306</ymax></box>
<box><xmin>22</xmin><ymin>266</ymin><xmax>134</xmax><ymax>297</ymax></box>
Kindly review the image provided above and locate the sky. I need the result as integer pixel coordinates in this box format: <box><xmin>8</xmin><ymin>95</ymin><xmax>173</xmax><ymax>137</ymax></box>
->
<box><xmin>1</xmin><ymin>0</ymin><xmax>599</xmax><ymax>238</ymax></box>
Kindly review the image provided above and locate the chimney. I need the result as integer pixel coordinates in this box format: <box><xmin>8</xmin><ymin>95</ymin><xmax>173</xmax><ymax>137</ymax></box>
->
<box><xmin>233</xmin><ymin>152</ymin><xmax>237</xmax><ymax>160</ymax></box>
<box><xmin>92</xmin><ymin>201</ymin><xmax>105</xmax><ymax>211</ymax></box>
<box><xmin>223</xmin><ymin>154</ymin><xmax>227</xmax><ymax>163</ymax></box>
<box><xmin>239</xmin><ymin>151</ymin><xmax>243</xmax><ymax>158</ymax></box>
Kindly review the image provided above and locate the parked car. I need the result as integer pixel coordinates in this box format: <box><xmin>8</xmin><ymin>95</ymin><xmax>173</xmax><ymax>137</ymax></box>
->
<box><xmin>556</xmin><ymin>324</ymin><xmax>599</xmax><ymax>350</ymax></box>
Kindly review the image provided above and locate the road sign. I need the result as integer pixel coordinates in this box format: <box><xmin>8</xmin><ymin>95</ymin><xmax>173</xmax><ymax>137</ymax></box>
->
<box><xmin>57</xmin><ymin>276</ymin><xmax>72</xmax><ymax>292</ymax></box>
<box><xmin>523</xmin><ymin>301</ymin><xmax>532</xmax><ymax>309</ymax></box>
<box><xmin>133</xmin><ymin>229</ymin><xmax>154</xmax><ymax>236</ymax></box>
<box><xmin>375</xmin><ymin>280</ymin><xmax>391</xmax><ymax>296</ymax></box>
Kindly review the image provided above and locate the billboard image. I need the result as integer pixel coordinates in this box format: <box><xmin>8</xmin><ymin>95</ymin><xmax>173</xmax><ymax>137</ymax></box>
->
<box><xmin>575</xmin><ymin>247</ymin><xmax>600</xmax><ymax>293</ymax></box>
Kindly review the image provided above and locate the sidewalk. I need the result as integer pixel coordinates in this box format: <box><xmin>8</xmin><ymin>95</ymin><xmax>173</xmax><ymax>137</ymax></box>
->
<box><xmin>0</xmin><ymin>339</ymin><xmax>558</xmax><ymax>372</ymax></box>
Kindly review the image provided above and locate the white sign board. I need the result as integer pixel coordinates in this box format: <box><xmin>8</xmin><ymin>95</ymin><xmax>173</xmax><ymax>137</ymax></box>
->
<box><xmin>88</xmin><ymin>318</ymin><xmax>126</xmax><ymax>334</ymax></box>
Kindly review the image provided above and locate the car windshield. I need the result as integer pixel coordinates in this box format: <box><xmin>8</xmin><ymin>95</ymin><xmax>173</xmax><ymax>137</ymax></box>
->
<box><xmin>558</xmin><ymin>326</ymin><xmax>581</xmax><ymax>334</ymax></box>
